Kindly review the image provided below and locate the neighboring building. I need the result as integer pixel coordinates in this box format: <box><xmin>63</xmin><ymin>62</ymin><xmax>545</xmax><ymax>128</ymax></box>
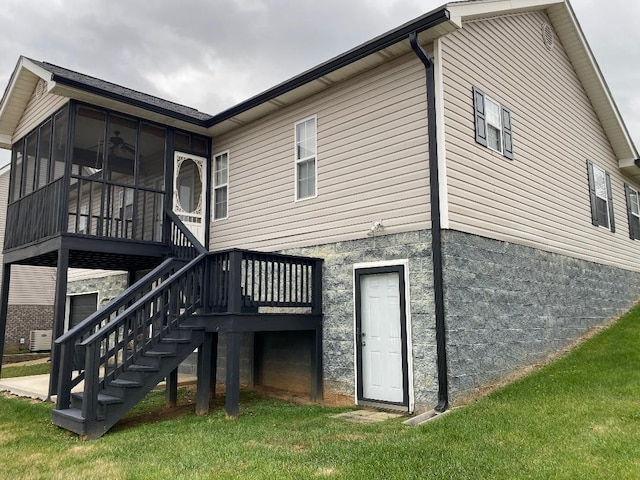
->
<box><xmin>0</xmin><ymin>0</ymin><xmax>638</xmax><ymax>438</ymax></box>
<box><xmin>0</xmin><ymin>164</ymin><xmax>55</xmax><ymax>351</ymax></box>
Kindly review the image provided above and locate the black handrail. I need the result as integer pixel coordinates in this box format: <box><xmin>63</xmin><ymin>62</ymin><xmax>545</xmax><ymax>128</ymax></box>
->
<box><xmin>72</xmin><ymin>254</ymin><xmax>207</xmax><ymax>420</ymax></box>
<box><xmin>165</xmin><ymin>209</ymin><xmax>207</xmax><ymax>260</ymax></box>
<box><xmin>54</xmin><ymin>257</ymin><xmax>183</xmax><ymax>407</ymax></box>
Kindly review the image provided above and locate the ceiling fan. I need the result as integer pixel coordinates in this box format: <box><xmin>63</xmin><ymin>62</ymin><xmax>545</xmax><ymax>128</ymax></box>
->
<box><xmin>107</xmin><ymin>131</ymin><xmax>135</xmax><ymax>156</ymax></box>
<box><xmin>89</xmin><ymin>131</ymin><xmax>135</xmax><ymax>156</ymax></box>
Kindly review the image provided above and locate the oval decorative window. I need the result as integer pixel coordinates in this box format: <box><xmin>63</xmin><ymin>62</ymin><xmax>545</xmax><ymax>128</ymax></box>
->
<box><xmin>175</xmin><ymin>157</ymin><xmax>203</xmax><ymax>215</ymax></box>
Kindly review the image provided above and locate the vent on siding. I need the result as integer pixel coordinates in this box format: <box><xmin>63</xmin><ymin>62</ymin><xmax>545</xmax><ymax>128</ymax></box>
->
<box><xmin>541</xmin><ymin>23</ymin><xmax>554</xmax><ymax>51</ymax></box>
<box><xmin>29</xmin><ymin>329</ymin><xmax>52</xmax><ymax>352</ymax></box>
<box><xmin>35</xmin><ymin>79</ymin><xmax>46</xmax><ymax>100</ymax></box>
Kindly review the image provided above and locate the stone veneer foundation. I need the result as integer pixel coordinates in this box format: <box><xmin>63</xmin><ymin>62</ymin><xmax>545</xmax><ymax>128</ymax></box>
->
<box><xmin>442</xmin><ymin>230</ymin><xmax>640</xmax><ymax>403</ymax></box>
<box><xmin>64</xmin><ymin>228</ymin><xmax>640</xmax><ymax>412</ymax></box>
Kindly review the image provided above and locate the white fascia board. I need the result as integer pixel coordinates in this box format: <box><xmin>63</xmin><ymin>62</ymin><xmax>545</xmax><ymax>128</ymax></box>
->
<box><xmin>447</xmin><ymin>0</ymin><xmax>564</xmax><ymax>22</ymax></box>
<box><xmin>550</xmin><ymin>1</ymin><xmax>639</xmax><ymax>160</ymax></box>
<box><xmin>20</xmin><ymin>58</ymin><xmax>54</xmax><ymax>84</ymax></box>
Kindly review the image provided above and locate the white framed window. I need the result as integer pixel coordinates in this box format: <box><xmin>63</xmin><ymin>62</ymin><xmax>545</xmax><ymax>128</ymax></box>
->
<box><xmin>625</xmin><ymin>183</ymin><xmax>640</xmax><ymax>239</ymax></box>
<box><xmin>214</xmin><ymin>151</ymin><xmax>228</xmax><ymax>220</ymax></box>
<box><xmin>472</xmin><ymin>87</ymin><xmax>514</xmax><ymax>160</ymax></box>
<box><xmin>485</xmin><ymin>96</ymin><xmax>502</xmax><ymax>153</ymax></box>
<box><xmin>295</xmin><ymin>116</ymin><xmax>317</xmax><ymax>200</ymax></box>
<box><xmin>587</xmin><ymin>161</ymin><xmax>614</xmax><ymax>231</ymax></box>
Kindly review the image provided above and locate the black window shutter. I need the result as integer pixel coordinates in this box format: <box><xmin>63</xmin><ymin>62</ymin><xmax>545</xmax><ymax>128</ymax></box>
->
<box><xmin>472</xmin><ymin>87</ymin><xmax>487</xmax><ymax>147</ymax></box>
<box><xmin>624</xmin><ymin>184</ymin><xmax>640</xmax><ymax>240</ymax></box>
<box><xmin>605</xmin><ymin>172</ymin><xmax>615</xmax><ymax>232</ymax></box>
<box><xmin>587</xmin><ymin>161</ymin><xmax>599</xmax><ymax>226</ymax></box>
<box><xmin>502</xmin><ymin>107</ymin><xmax>514</xmax><ymax>160</ymax></box>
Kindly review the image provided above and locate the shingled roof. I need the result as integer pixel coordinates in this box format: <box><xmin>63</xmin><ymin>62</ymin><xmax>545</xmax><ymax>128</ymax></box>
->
<box><xmin>28</xmin><ymin>58</ymin><xmax>213</xmax><ymax>125</ymax></box>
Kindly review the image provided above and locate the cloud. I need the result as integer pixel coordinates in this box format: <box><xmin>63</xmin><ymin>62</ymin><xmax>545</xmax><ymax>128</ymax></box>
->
<box><xmin>0</xmin><ymin>0</ymin><xmax>638</xmax><ymax>164</ymax></box>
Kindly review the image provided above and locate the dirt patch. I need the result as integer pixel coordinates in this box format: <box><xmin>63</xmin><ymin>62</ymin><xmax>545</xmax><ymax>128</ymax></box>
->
<box><xmin>315</xmin><ymin>467</ymin><xmax>338</xmax><ymax>477</ymax></box>
<box><xmin>3</xmin><ymin>354</ymin><xmax>50</xmax><ymax>365</ymax></box>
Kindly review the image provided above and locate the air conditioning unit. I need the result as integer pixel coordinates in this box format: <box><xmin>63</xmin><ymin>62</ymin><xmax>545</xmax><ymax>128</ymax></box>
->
<box><xmin>29</xmin><ymin>329</ymin><xmax>52</xmax><ymax>352</ymax></box>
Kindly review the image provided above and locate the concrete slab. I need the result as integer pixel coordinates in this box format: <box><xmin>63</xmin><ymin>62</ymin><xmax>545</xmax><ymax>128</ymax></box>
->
<box><xmin>0</xmin><ymin>372</ymin><xmax>197</xmax><ymax>403</ymax></box>
<box><xmin>333</xmin><ymin>409</ymin><xmax>404</xmax><ymax>423</ymax></box>
<box><xmin>403</xmin><ymin>409</ymin><xmax>451</xmax><ymax>426</ymax></box>
<box><xmin>0</xmin><ymin>374</ymin><xmax>51</xmax><ymax>401</ymax></box>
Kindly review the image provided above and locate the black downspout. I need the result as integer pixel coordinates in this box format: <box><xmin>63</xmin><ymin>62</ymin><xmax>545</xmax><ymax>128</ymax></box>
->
<box><xmin>409</xmin><ymin>32</ymin><xmax>449</xmax><ymax>413</ymax></box>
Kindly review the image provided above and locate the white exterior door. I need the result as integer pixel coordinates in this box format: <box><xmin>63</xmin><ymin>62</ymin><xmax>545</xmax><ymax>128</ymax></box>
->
<box><xmin>173</xmin><ymin>152</ymin><xmax>206</xmax><ymax>243</ymax></box>
<box><xmin>357</xmin><ymin>270</ymin><xmax>407</xmax><ymax>405</ymax></box>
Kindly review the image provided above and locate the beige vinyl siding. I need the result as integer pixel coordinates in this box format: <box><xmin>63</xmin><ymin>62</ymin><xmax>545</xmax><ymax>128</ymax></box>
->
<box><xmin>211</xmin><ymin>51</ymin><xmax>430</xmax><ymax>251</ymax></box>
<box><xmin>12</xmin><ymin>88</ymin><xmax>68</xmax><ymax>143</ymax></box>
<box><xmin>0</xmin><ymin>168</ymin><xmax>55</xmax><ymax>305</ymax></box>
<box><xmin>441</xmin><ymin>11</ymin><xmax>640</xmax><ymax>271</ymax></box>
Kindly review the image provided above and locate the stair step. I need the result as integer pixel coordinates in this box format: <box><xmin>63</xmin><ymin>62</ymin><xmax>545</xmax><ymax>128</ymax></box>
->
<box><xmin>177</xmin><ymin>324</ymin><xmax>205</xmax><ymax>331</ymax></box>
<box><xmin>53</xmin><ymin>407</ymin><xmax>85</xmax><ymax>421</ymax></box>
<box><xmin>72</xmin><ymin>392</ymin><xmax>124</xmax><ymax>405</ymax></box>
<box><xmin>145</xmin><ymin>349</ymin><xmax>176</xmax><ymax>358</ymax></box>
<box><xmin>128</xmin><ymin>363</ymin><xmax>159</xmax><ymax>372</ymax></box>
<box><xmin>161</xmin><ymin>337</ymin><xmax>191</xmax><ymax>344</ymax></box>
<box><xmin>110</xmin><ymin>378</ymin><xmax>142</xmax><ymax>388</ymax></box>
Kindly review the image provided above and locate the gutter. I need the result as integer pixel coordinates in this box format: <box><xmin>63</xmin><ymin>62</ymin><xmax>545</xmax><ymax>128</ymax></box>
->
<box><xmin>409</xmin><ymin>32</ymin><xmax>449</xmax><ymax>413</ymax></box>
<box><xmin>207</xmin><ymin>7</ymin><xmax>451</xmax><ymax>127</ymax></box>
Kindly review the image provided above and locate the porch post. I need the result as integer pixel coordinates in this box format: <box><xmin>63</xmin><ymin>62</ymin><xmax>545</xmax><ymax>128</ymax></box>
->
<box><xmin>196</xmin><ymin>331</ymin><xmax>214</xmax><ymax>414</ymax></box>
<box><xmin>210</xmin><ymin>332</ymin><xmax>218</xmax><ymax>398</ymax></box>
<box><xmin>225</xmin><ymin>331</ymin><xmax>241</xmax><ymax>418</ymax></box>
<box><xmin>310</xmin><ymin>326</ymin><xmax>323</xmax><ymax>402</ymax></box>
<box><xmin>0</xmin><ymin>263</ymin><xmax>12</xmax><ymax>379</ymax></box>
<box><xmin>127</xmin><ymin>270</ymin><xmax>136</xmax><ymax>287</ymax></box>
<box><xmin>49</xmin><ymin>248</ymin><xmax>69</xmax><ymax>398</ymax></box>
<box><xmin>165</xmin><ymin>368</ymin><xmax>178</xmax><ymax>407</ymax></box>
<box><xmin>310</xmin><ymin>258</ymin><xmax>323</xmax><ymax>401</ymax></box>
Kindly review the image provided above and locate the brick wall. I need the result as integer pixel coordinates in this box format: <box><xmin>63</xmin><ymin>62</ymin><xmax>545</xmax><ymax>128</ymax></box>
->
<box><xmin>5</xmin><ymin>305</ymin><xmax>54</xmax><ymax>350</ymax></box>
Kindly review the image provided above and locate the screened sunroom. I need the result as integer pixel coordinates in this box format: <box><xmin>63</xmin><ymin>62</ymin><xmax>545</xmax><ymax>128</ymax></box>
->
<box><xmin>4</xmin><ymin>101</ymin><xmax>210</xmax><ymax>269</ymax></box>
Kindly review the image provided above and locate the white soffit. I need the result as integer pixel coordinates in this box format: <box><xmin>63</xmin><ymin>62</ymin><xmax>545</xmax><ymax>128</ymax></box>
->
<box><xmin>209</xmin><ymin>20</ymin><xmax>460</xmax><ymax>137</ymax></box>
<box><xmin>0</xmin><ymin>58</ymin><xmax>50</xmax><ymax>147</ymax></box>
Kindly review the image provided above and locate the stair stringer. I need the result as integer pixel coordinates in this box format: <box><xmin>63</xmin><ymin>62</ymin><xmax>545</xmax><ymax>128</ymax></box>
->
<box><xmin>52</xmin><ymin>327</ymin><xmax>204</xmax><ymax>439</ymax></box>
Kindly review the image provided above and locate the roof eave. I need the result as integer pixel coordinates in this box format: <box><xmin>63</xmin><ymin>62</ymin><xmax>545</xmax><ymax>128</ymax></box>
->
<box><xmin>0</xmin><ymin>57</ymin><xmax>55</xmax><ymax>148</ymax></box>
<box><xmin>549</xmin><ymin>1</ymin><xmax>639</xmax><ymax>163</ymax></box>
<box><xmin>49</xmin><ymin>75</ymin><xmax>210</xmax><ymax>128</ymax></box>
<box><xmin>448</xmin><ymin>0</ymin><xmax>638</xmax><ymax>162</ymax></box>
<box><xmin>206</xmin><ymin>6</ymin><xmax>454</xmax><ymax>129</ymax></box>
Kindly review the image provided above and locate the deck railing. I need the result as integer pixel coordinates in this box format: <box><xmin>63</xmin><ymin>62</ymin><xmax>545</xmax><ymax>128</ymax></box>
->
<box><xmin>53</xmin><ymin>258</ymin><xmax>184</xmax><ymax>407</ymax></box>
<box><xmin>204</xmin><ymin>250</ymin><xmax>323</xmax><ymax>314</ymax></box>
<box><xmin>165</xmin><ymin>209</ymin><xmax>207</xmax><ymax>260</ymax></box>
<box><xmin>54</xmin><ymin>246</ymin><xmax>323</xmax><ymax>414</ymax></box>
<box><xmin>72</xmin><ymin>253</ymin><xmax>206</xmax><ymax>422</ymax></box>
<box><xmin>5</xmin><ymin>178</ymin><xmax>65</xmax><ymax>249</ymax></box>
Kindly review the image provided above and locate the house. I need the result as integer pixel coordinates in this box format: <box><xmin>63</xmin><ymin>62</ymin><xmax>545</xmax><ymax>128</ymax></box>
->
<box><xmin>0</xmin><ymin>0</ymin><xmax>638</xmax><ymax>438</ymax></box>
<box><xmin>0</xmin><ymin>164</ymin><xmax>56</xmax><ymax>352</ymax></box>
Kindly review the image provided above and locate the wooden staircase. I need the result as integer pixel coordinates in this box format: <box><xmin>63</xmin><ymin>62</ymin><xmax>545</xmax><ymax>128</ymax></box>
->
<box><xmin>51</xmin><ymin>212</ymin><xmax>208</xmax><ymax>439</ymax></box>
<box><xmin>50</xmin><ymin>210</ymin><xmax>324</xmax><ymax>439</ymax></box>
<box><xmin>52</xmin><ymin>324</ymin><xmax>204</xmax><ymax>438</ymax></box>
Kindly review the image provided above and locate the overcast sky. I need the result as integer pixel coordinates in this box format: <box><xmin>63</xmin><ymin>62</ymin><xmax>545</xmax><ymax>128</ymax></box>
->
<box><xmin>0</xmin><ymin>0</ymin><xmax>638</xmax><ymax>167</ymax></box>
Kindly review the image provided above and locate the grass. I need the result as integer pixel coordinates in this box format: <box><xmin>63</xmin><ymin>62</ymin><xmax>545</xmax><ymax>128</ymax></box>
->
<box><xmin>3</xmin><ymin>306</ymin><xmax>640</xmax><ymax>479</ymax></box>
<box><xmin>1</xmin><ymin>361</ymin><xmax>50</xmax><ymax>378</ymax></box>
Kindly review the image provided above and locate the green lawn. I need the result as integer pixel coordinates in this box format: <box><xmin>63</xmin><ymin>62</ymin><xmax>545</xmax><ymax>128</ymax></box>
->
<box><xmin>2</xmin><ymin>306</ymin><xmax>640</xmax><ymax>479</ymax></box>
<box><xmin>1</xmin><ymin>361</ymin><xmax>50</xmax><ymax>378</ymax></box>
